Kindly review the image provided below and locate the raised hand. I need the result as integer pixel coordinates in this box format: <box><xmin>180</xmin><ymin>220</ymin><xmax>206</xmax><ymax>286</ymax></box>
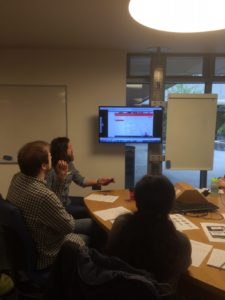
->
<box><xmin>55</xmin><ymin>160</ymin><xmax>69</xmax><ymax>181</ymax></box>
<box><xmin>98</xmin><ymin>177</ymin><xmax>115</xmax><ymax>186</ymax></box>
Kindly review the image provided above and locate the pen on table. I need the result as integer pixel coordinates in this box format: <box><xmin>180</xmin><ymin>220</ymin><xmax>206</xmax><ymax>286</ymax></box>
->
<box><xmin>219</xmin><ymin>262</ymin><xmax>225</xmax><ymax>270</ymax></box>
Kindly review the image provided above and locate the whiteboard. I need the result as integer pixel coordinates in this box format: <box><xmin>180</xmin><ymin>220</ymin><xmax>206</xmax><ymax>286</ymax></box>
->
<box><xmin>165</xmin><ymin>94</ymin><xmax>217</xmax><ymax>170</ymax></box>
<box><xmin>0</xmin><ymin>85</ymin><xmax>67</xmax><ymax>163</ymax></box>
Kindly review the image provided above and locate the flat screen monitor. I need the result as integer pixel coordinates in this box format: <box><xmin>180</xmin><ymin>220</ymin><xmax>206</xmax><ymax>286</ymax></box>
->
<box><xmin>99</xmin><ymin>106</ymin><xmax>163</xmax><ymax>143</ymax></box>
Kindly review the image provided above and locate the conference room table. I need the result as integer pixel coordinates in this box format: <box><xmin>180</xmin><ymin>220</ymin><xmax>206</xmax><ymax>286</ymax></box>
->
<box><xmin>84</xmin><ymin>183</ymin><xmax>225</xmax><ymax>299</ymax></box>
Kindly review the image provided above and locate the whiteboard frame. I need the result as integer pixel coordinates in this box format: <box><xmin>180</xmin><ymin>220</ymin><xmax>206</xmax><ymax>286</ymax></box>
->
<box><xmin>0</xmin><ymin>84</ymin><xmax>68</xmax><ymax>164</ymax></box>
<box><xmin>165</xmin><ymin>93</ymin><xmax>217</xmax><ymax>170</ymax></box>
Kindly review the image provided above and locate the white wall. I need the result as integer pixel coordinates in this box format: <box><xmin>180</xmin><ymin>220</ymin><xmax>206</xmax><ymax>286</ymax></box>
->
<box><xmin>0</xmin><ymin>49</ymin><xmax>126</xmax><ymax>197</ymax></box>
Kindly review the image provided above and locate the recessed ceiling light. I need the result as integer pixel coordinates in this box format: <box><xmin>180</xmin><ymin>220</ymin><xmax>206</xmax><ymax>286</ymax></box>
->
<box><xmin>129</xmin><ymin>0</ymin><xmax>225</xmax><ymax>33</ymax></box>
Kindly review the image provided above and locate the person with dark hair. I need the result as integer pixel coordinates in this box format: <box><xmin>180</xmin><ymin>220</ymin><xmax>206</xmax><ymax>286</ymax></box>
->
<box><xmin>46</xmin><ymin>137</ymin><xmax>114</xmax><ymax>218</ymax></box>
<box><xmin>7</xmin><ymin>141</ymin><xmax>88</xmax><ymax>270</ymax></box>
<box><xmin>105</xmin><ymin>175</ymin><xmax>191</xmax><ymax>287</ymax></box>
<box><xmin>134</xmin><ymin>174</ymin><xmax>175</xmax><ymax>215</ymax></box>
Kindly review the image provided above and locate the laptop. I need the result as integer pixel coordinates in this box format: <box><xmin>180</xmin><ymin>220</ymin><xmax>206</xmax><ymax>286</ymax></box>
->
<box><xmin>172</xmin><ymin>189</ymin><xmax>219</xmax><ymax>213</ymax></box>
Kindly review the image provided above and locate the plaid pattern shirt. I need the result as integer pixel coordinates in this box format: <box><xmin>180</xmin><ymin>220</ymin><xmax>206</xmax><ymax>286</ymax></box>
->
<box><xmin>46</xmin><ymin>162</ymin><xmax>85</xmax><ymax>206</ymax></box>
<box><xmin>7</xmin><ymin>172</ymin><xmax>85</xmax><ymax>269</ymax></box>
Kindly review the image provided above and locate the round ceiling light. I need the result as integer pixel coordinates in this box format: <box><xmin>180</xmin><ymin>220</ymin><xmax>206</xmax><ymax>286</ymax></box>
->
<box><xmin>129</xmin><ymin>0</ymin><xmax>225</xmax><ymax>33</ymax></box>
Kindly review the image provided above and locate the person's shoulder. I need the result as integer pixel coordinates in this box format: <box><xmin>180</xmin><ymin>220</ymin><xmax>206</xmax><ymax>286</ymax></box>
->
<box><xmin>46</xmin><ymin>168</ymin><xmax>56</xmax><ymax>178</ymax></box>
<box><xmin>38</xmin><ymin>187</ymin><xmax>63</xmax><ymax>209</ymax></box>
<box><xmin>34</xmin><ymin>180</ymin><xmax>58</xmax><ymax>200</ymax></box>
<box><xmin>115</xmin><ymin>212</ymin><xmax>133</xmax><ymax>223</ymax></box>
<box><xmin>176</xmin><ymin>230</ymin><xmax>191</xmax><ymax>245</ymax></box>
<box><xmin>171</xmin><ymin>227</ymin><xmax>192</xmax><ymax>257</ymax></box>
<box><xmin>42</xmin><ymin>186</ymin><xmax>59</xmax><ymax>201</ymax></box>
<box><xmin>11</xmin><ymin>172</ymin><xmax>23</xmax><ymax>181</ymax></box>
<box><xmin>45</xmin><ymin>168</ymin><xmax>58</xmax><ymax>185</ymax></box>
<box><xmin>112</xmin><ymin>212</ymin><xmax>134</xmax><ymax>230</ymax></box>
<box><xmin>11</xmin><ymin>172</ymin><xmax>33</xmax><ymax>188</ymax></box>
<box><xmin>109</xmin><ymin>213</ymin><xmax>134</xmax><ymax>242</ymax></box>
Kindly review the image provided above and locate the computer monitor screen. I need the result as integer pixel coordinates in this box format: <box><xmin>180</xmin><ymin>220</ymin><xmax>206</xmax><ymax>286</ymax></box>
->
<box><xmin>99</xmin><ymin>106</ymin><xmax>163</xmax><ymax>143</ymax></box>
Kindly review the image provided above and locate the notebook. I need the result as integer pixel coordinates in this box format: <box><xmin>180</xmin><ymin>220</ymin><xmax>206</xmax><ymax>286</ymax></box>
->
<box><xmin>172</xmin><ymin>189</ymin><xmax>219</xmax><ymax>213</ymax></box>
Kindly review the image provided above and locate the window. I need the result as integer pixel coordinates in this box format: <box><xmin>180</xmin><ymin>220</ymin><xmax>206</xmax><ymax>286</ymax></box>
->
<box><xmin>207</xmin><ymin>83</ymin><xmax>225</xmax><ymax>186</ymax></box>
<box><xmin>126</xmin><ymin>54</ymin><xmax>225</xmax><ymax>189</ymax></box>
<box><xmin>128</xmin><ymin>55</ymin><xmax>151</xmax><ymax>77</ymax></box>
<box><xmin>215</xmin><ymin>57</ymin><xmax>225</xmax><ymax>76</ymax></box>
<box><xmin>166</xmin><ymin>56</ymin><xmax>203</xmax><ymax>77</ymax></box>
<box><xmin>165</xmin><ymin>83</ymin><xmax>205</xmax><ymax>100</ymax></box>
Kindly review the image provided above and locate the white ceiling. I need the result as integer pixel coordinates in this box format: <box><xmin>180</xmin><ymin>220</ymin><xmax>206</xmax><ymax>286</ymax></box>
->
<box><xmin>1</xmin><ymin>0</ymin><xmax>225</xmax><ymax>53</ymax></box>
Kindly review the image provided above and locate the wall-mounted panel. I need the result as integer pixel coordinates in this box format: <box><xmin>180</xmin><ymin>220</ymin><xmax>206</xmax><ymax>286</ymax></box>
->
<box><xmin>0</xmin><ymin>85</ymin><xmax>67</xmax><ymax>163</ymax></box>
<box><xmin>165</xmin><ymin>94</ymin><xmax>217</xmax><ymax>170</ymax></box>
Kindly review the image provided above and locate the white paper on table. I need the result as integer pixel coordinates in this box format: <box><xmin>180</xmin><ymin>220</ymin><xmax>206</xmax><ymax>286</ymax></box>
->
<box><xmin>196</xmin><ymin>188</ymin><xmax>205</xmax><ymax>193</ymax></box>
<box><xmin>190</xmin><ymin>240</ymin><xmax>213</xmax><ymax>267</ymax></box>
<box><xmin>169</xmin><ymin>214</ymin><xmax>199</xmax><ymax>231</ymax></box>
<box><xmin>207</xmin><ymin>248</ymin><xmax>225</xmax><ymax>270</ymax></box>
<box><xmin>94</xmin><ymin>206</ymin><xmax>131</xmax><ymax>221</ymax></box>
<box><xmin>222</xmin><ymin>213</ymin><xmax>225</xmax><ymax>220</ymax></box>
<box><xmin>201</xmin><ymin>222</ymin><xmax>225</xmax><ymax>242</ymax></box>
<box><xmin>85</xmin><ymin>194</ymin><xmax>118</xmax><ymax>203</ymax></box>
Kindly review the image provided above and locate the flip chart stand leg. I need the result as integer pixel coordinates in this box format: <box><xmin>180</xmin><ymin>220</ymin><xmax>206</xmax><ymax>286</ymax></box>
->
<box><xmin>200</xmin><ymin>170</ymin><xmax>207</xmax><ymax>188</ymax></box>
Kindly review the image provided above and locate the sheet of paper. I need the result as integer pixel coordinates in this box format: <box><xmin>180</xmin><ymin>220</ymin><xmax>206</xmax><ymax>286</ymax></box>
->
<box><xmin>190</xmin><ymin>240</ymin><xmax>213</xmax><ymax>267</ymax></box>
<box><xmin>94</xmin><ymin>206</ymin><xmax>131</xmax><ymax>221</ymax></box>
<box><xmin>197</xmin><ymin>188</ymin><xmax>206</xmax><ymax>193</ymax></box>
<box><xmin>169</xmin><ymin>214</ymin><xmax>199</xmax><ymax>231</ymax></box>
<box><xmin>207</xmin><ymin>248</ymin><xmax>225</xmax><ymax>270</ymax></box>
<box><xmin>85</xmin><ymin>194</ymin><xmax>118</xmax><ymax>203</ymax></box>
<box><xmin>201</xmin><ymin>222</ymin><xmax>225</xmax><ymax>242</ymax></box>
<box><xmin>196</xmin><ymin>188</ymin><xmax>210</xmax><ymax>195</ymax></box>
<box><xmin>222</xmin><ymin>213</ymin><xmax>225</xmax><ymax>219</ymax></box>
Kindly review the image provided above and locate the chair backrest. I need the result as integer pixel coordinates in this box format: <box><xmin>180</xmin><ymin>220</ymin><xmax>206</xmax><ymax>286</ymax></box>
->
<box><xmin>0</xmin><ymin>226</ymin><xmax>11</xmax><ymax>272</ymax></box>
<box><xmin>0</xmin><ymin>197</ymin><xmax>37</xmax><ymax>274</ymax></box>
<box><xmin>44</xmin><ymin>242</ymin><xmax>169</xmax><ymax>300</ymax></box>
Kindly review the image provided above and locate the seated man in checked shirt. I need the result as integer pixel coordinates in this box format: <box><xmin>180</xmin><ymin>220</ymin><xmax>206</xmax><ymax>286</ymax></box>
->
<box><xmin>7</xmin><ymin>140</ymin><xmax>89</xmax><ymax>270</ymax></box>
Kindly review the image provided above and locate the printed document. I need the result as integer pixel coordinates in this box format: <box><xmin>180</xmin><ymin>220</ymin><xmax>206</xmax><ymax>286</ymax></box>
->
<box><xmin>169</xmin><ymin>214</ymin><xmax>199</xmax><ymax>231</ymax></box>
<box><xmin>190</xmin><ymin>240</ymin><xmax>213</xmax><ymax>267</ymax></box>
<box><xmin>201</xmin><ymin>222</ymin><xmax>225</xmax><ymax>242</ymax></box>
<box><xmin>85</xmin><ymin>194</ymin><xmax>118</xmax><ymax>203</ymax></box>
<box><xmin>94</xmin><ymin>206</ymin><xmax>131</xmax><ymax>221</ymax></box>
<box><xmin>207</xmin><ymin>248</ymin><xmax>225</xmax><ymax>270</ymax></box>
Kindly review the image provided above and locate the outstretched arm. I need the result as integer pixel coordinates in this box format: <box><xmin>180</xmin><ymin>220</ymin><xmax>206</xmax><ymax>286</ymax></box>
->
<box><xmin>83</xmin><ymin>177</ymin><xmax>115</xmax><ymax>187</ymax></box>
<box><xmin>70</xmin><ymin>163</ymin><xmax>115</xmax><ymax>188</ymax></box>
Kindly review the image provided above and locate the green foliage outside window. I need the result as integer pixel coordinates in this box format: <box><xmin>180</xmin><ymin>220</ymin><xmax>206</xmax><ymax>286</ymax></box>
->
<box><xmin>216</xmin><ymin>106</ymin><xmax>225</xmax><ymax>139</ymax></box>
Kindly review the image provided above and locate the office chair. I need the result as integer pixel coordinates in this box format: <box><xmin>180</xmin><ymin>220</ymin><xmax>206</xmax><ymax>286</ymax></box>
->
<box><xmin>43</xmin><ymin>241</ymin><xmax>177</xmax><ymax>300</ymax></box>
<box><xmin>0</xmin><ymin>197</ymin><xmax>49</xmax><ymax>288</ymax></box>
